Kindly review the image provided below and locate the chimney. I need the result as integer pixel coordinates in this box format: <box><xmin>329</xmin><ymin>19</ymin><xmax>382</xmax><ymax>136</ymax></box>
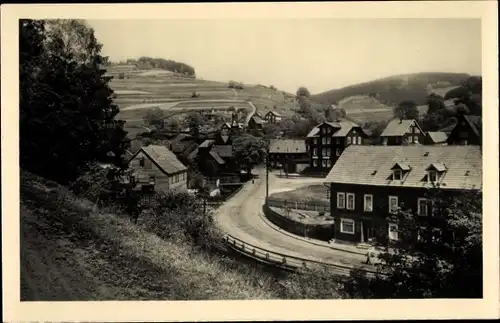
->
<box><xmin>399</xmin><ymin>117</ymin><xmax>403</xmax><ymax>124</ymax></box>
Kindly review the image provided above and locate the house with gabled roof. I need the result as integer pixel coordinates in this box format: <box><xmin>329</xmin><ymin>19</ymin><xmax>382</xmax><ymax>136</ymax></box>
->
<box><xmin>446</xmin><ymin>114</ymin><xmax>482</xmax><ymax>146</ymax></box>
<box><xmin>324</xmin><ymin>145</ymin><xmax>482</xmax><ymax>246</ymax></box>
<box><xmin>264</xmin><ymin>110</ymin><xmax>282</xmax><ymax>124</ymax></box>
<box><xmin>127</xmin><ymin>144</ymin><xmax>188</xmax><ymax>192</ymax></box>
<box><xmin>380</xmin><ymin>118</ymin><xmax>426</xmax><ymax>146</ymax></box>
<box><xmin>268</xmin><ymin>139</ymin><xmax>309</xmax><ymax>174</ymax></box>
<box><xmin>248</xmin><ymin>115</ymin><xmax>265</xmax><ymax>130</ymax></box>
<box><xmin>305</xmin><ymin>120</ymin><xmax>368</xmax><ymax>173</ymax></box>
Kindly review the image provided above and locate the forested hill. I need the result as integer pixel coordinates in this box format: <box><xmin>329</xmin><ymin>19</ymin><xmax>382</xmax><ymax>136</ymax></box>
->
<box><xmin>310</xmin><ymin>72</ymin><xmax>471</xmax><ymax>106</ymax></box>
<box><xmin>112</xmin><ymin>57</ymin><xmax>196</xmax><ymax>77</ymax></box>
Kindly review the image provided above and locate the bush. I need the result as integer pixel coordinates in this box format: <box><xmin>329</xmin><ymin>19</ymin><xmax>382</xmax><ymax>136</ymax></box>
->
<box><xmin>118</xmin><ymin>72</ymin><xmax>125</xmax><ymax>79</ymax></box>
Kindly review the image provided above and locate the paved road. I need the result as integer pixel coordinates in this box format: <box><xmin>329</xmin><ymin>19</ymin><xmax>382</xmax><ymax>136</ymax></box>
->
<box><xmin>215</xmin><ymin>168</ymin><xmax>370</xmax><ymax>268</ymax></box>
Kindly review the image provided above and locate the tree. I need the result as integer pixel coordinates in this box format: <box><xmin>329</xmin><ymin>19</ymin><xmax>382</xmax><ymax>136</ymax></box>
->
<box><xmin>394</xmin><ymin>100</ymin><xmax>419</xmax><ymax>120</ymax></box>
<box><xmin>296</xmin><ymin>86</ymin><xmax>311</xmax><ymax>98</ymax></box>
<box><xmin>185</xmin><ymin>112</ymin><xmax>204</xmax><ymax>135</ymax></box>
<box><xmin>20</xmin><ymin>19</ymin><xmax>129</xmax><ymax>184</ymax></box>
<box><xmin>341</xmin><ymin>189</ymin><xmax>482</xmax><ymax>298</ymax></box>
<box><xmin>232</xmin><ymin>133</ymin><xmax>267</xmax><ymax>174</ymax></box>
<box><xmin>143</xmin><ymin>107</ymin><xmax>165</xmax><ymax>128</ymax></box>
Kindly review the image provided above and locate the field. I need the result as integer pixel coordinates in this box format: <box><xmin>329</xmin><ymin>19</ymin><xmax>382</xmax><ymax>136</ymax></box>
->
<box><xmin>270</xmin><ymin>184</ymin><xmax>329</xmax><ymax>205</ymax></box>
<box><xmin>109</xmin><ymin>68</ymin><xmax>299</xmax><ymax>130</ymax></box>
<box><xmin>338</xmin><ymin>95</ymin><xmax>394</xmax><ymax>124</ymax></box>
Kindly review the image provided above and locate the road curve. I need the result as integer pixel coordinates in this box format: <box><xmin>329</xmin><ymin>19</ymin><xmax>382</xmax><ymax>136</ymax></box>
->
<box><xmin>214</xmin><ymin>168</ymin><xmax>372</xmax><ymax>269</ymax></box>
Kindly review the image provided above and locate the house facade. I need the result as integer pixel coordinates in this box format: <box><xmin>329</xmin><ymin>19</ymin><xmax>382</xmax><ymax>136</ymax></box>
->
<box><xmin>380</xmin><ymin>119</ymin><xmax>426</xmax><ymax>146</ymax></box>
<box><xmin>325</xmin><ymin>145</ymin><xmax>482</xmax><ymax>245</ymax></box>
<box><xmin>264</xmin><ymin>111</ymin><xmax>282</xmax><ymax>124</ymax></box>
<box><xmin>268</xmin><ymin>139</ymin><xmax>309</xmax><ymax>174</ymax></box>
<box><xmin>446</xmin><ymin>114</ymin><xmax>482</xmax><ymax>146</ymax></box>
<box><xmin>128</xmin><ymin>145</ymin><xmax>188</xmax><ymax>193</ymax></box>
<box><xmin>305</xmin><ymin>121</ymin><xmax>367</xmax><ymax>173</ymax></box>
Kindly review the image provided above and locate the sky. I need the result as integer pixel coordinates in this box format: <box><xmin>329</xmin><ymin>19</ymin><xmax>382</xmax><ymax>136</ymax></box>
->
<box><xmin>87</xmin><ymin>19</ymin><xmax>481</xmax><ymax>94</ymax></box>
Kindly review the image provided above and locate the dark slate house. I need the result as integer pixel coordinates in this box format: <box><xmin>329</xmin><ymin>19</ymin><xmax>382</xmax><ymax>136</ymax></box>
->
<box><xmin>268</xmin><ymin>139</ymin><xmax>309</xmax><ymax>174</ymax></box>
<box><xmin>446</xmin><ymin>114</ymin><xmax>482</xmax><ymax>146</ymax></box>
<box><xmin>379</xmin><ymin>118</ymin><xmax>426</xmax><ymax>146</ymax></box>
<box><xmin>324</xmin><ymin>145</ymin><xmax>482</xmax><ymax>245</ymax></box>
<box><xmin>305</xmin><ymin>121</ymin><xmax>367</xmax><ymax>173</ymax></box>
<box><xmin>264</xmin><ymin>111</ymin><xmax>282</xmax><ymax>124</ymax></box>
<box><xmin>248</xmin><ymin>115</ymin><xmax>265</xmax><ymax>130</ymax></box>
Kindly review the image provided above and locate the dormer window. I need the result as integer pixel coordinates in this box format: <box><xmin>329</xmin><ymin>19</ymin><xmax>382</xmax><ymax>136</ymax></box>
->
<box><xmin>391</xmin><ymin>162</ymin><xmax>411</xmax><ymax>181</ymax></box>
<box><xmin>425</xmin><ymin>163</ymin><xmax>447</xmax><ymax>183</ymax></box>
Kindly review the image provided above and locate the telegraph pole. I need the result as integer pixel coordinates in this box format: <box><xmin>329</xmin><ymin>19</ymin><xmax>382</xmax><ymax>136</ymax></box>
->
<box><xmin>265</xmin><ymin>140</ymin><xmax>270</xmax><ymax>201</ymax></box>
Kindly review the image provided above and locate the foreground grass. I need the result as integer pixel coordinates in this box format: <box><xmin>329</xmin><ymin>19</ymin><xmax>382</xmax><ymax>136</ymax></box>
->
<box><xmin>270</xmin><ymin>184</ymin><xmax>329</xmax><ymax>205</ymax></box>
<box><xmin>20</xmin><ymin>171</ymin><xmax>343</xmax><ymax>300</ymax></box>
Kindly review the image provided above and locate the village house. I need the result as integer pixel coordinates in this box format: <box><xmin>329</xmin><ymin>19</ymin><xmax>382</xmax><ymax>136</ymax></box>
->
<box><xmin>193</xmin><ymin>123</ymin><xmax>241</xmax><ymax>178</ymax></box>
<box><xmin>305</xmin><ymin>121</ymin><xmax>368</xmax><ymax>173</ymax></box>
<box><xmin>264</xmin><ymin>110</ymin><xmax>282</xmax><ymax>124</ymax></box>
<box><xmin>424</xmin><ymin>131</ymin><xmax>449</xmax><ymax>146</ymax></box>
<box><xmin>324</xmin><ymin>145</ymin><xmax>482</xmax><ymax>246</ymax></box>
<box><xmin>247</xmin><ymin>115</ymin><xmax>265</xmax><ymax>130</ymax></box>
<box><xmin>127</xmin><ymin>144</ymin><xmax>188</xmax><ymax>193</ymax></box>
<box><xmin>446</xmin><ymin>114</ymin><xmax>482</xmax><ymax>146</ymax></box>
<box><xmin>268</xmin><ymin>139</ymin><xmax>309</xmax><ymax>174</ymax></box>
<box><xmin>379</xmin><ymin>118</ymin><xmax>426</xmax><ymax>146</ymax></box>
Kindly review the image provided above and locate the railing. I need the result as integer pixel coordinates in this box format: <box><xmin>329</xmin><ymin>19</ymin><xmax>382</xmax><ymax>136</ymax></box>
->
<box><xmin>224</xmin><ymin>233</ymin><xmax>378</xmax><ymax>277</ymax></box>
<box><xmin>266</xmin><ymin>197</ymin><xmax>330</xmax><ymax>212</ymax></box>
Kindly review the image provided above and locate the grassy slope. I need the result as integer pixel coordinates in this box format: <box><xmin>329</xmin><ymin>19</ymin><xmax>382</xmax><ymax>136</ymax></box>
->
<box><xmin>20</xmin><ymin>171</ymin><xmax>281</xmax><ymax>300</ymax></box>
<box><xmin>310</xmin><ymin>72</ymin><xmax>470</xmax><ymax>107</ymax></box>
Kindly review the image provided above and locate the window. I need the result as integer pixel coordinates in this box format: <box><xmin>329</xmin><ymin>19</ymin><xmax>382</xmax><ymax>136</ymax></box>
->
<box><xmin>313</xmin><ymin>138</ymin><xmax>317</xmax><ymax>145</ymax></box>
<box><xmin>322</xmin><ymin>148</ymin><xmax>330</xmax><ymax>157</ymax></box>
<box><xmin>393</xmin><ymin>169</ymin><xmax>402</xmax><ymax>181</ymax></box>
<box><xmin>322</xmin><ymin>137</ymin><xmax>327</xmax><ymax>145</ymax></box>
<box><xmin>364</xmin><ymin>194</ymin><xmax>373</xmax><ymax>212</ymax></box>
<box><xmin>340</xmin><ymin>218</ymin><xmax>355</xmax><ymax>234</ymax></box>
<box><xmin>326</xmin><ymin>127</ymin><xmax>331</xmax><ymax>134</ymax></box>
<box><xmin>428</xmin><ymin>171</ymin><xmax>437</xmax><ymax>182</ymax></box>
<box><xmin>357</xmin><ymin>137</ymin><xmax>362</xmax><ymax>145</ymax></box>
<box><xmin>418</xmin><ymin>198</ymin><xmax>428</xmax><ymax>216</ymax></box>
<box><xmin>322</xmin><ymin>159</ymin><xmax>328</xmax><ymax>168</ymax></box>
<box><xmin>139</xmin><ymin>157</ymin><xmax>145</xmax><ymax>167</ymax></box>
<box><xmin>326</xmin><ymin>160</ymin><xmax>331</xmax><ymax>168</ymax></box>
<box><xmin>388</xmin><ymin>223</ymin><xmax>398</xmax><ymax>241</ymax></box>
<box><xmin>347</xmin><ymin>193</ymin><xmax>355</xmax><ymax>210</ymax></box>
<box><xmin>417</xmin><ymin>227</ymin><xmax>427</xmax><ymax>242</ymax></box>
<box><xmin>347</xmin><ymin>137</ymin><xmax>352</xmax><ymax>145</ymax></box>
<box><xmin>313</xmin><ymin>159</ymin><xmax>318</xmax><ymax>167</ymax></box>
<box><xmin>322</xmin><ymin>127</ymin><xmax>326</xmax><ymax>134</ymax></box>
<box><xmin>149</xmin><ymin>176</ymin><xmax>156</xmax><ymax>185</ymax></box>
<box><xmin>432</xmin><ymin>228</ymin><xmax>443</xmax><ymax>243</ymax></box>
<box><xmin>175</xmin><ymin>174</ymin><xmax>179</xmax><ymax>183</ymax></box>
<box><xmin>336</xmin><ymin>148</ymin><xmax>342</xmax><ymax>156</ymax></box>
<box><xmin>312</xmin><ymin>148</ymin><xmax>318</xmax><ymax>156</ymax></box>
<box><xmin>336</xmin><ymin>138</ymin><xmax>341</xmax><ymax>145</ymax></box>
<box><xmin>409</xmin><ymin>136</ymin><xmax>413</xmax><ymax>143</ymax></box>
<box><xmin>383</xmin><ymin>137</ymin><xmax>388</xmax><ymax>145</ymax></box>
<box><xmin>413</xmin><ymin>136</ymin><xmax>419</xmax><ymax>144</ymax></box>
<box><xmin>326</xmin><ymin>137</ymin><xmax>331</xmax><ymax>145</ymax></box>
<box><xmin>389</xmin><ymin>196</ymin><xmax>398</xmax><ymax>214</ymax></box>
<box><xmin>322</xmin><ymin>148</ymin><xmax>327</xmax><ymax>156</ymax></box>
<box><xmin>337</xmin><ymin>192</ymin><xmax>345</xmax><ymax>209</ymax></box>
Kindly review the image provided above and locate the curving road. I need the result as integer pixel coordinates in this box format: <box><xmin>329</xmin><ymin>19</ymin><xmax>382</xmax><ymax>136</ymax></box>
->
<box><xmin>214</xmin><ymin>168</ymin><xmax>371</xmax><ymax>269</ymax></box>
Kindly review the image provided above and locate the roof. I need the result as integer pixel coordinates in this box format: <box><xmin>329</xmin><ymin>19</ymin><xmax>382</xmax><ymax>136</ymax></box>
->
<box><xmin>463</xmin><ymin>115</ymin><xmax>482</xmax><ymax>138</ymax></box>
<box><xmin>325</xmin><ymin>145</ymin><xmax>482</xmax><ymax>190</ymax></box>
<box><xmin>269</xmin><ymin>139</ymin><xmax>307</xmax><ymax>154</ymax></box>
<box><xmin>188</xmin><ymin>147</ymin><xmax>199</xmax><ymax>160</ymax></box>
<box><xmin>199</xmin><ymin>139</ymin><xmax>215</xmax><ymax>148</ymax></box>
<box><xmin>427</xmin><ymin>131</ymin><xmax>448</xmax><ymax>144</ymax></box>
<box><xmin>306</xmin><ymin>121</ymin><xmax>362</xmax><ymax>138</ymax></box>
<box><xmin>380</xmin><ymin>119</ymin><xmax>422</xmax><ymax>137</ymax></box>
<box><xmin>209</xmin><ymin>150</ymin><xmax>226</xmax><ymax>165</ymax></box>
<box><xmin>212</xmin><ymin>145</ymin><xmax>233</xmax><ymax>158</ymax></box>
<box><xmin>251</xmin><ymin>115</ymin><xmax>264</xmax><ymax>124</ymax></box>
<box><xmin>266</xmin><ymin>110</ymin><xmax>281</xmax><ymax>117</ymax></box>
<box><xmin>136</xmin><ymin>145</ymin><xmax>188</xmax><ymax>175</ymax></box>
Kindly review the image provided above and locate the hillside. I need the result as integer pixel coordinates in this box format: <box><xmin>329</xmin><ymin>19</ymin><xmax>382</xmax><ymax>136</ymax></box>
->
<box><xmin>310</xmin><ymin>72</ymin><xmax>471</xmax><ymax>107</ymax></box>
<box><xmin>20</xmin><ymin>171</ymin><xmax>280</xmax><ymax>300</ymax></box>
<box><xmin>108</xmin><ymin>66</ymin><xmax>299</xmax><ymax>129</ymax></box>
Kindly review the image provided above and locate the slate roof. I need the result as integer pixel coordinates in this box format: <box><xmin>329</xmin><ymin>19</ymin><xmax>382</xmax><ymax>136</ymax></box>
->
<box><xmin>266</xmin><ymin>111</ymin><xmax>281</xmax><ymax>117</ymax></box>
<box><xmin>325</xmin><ymin>145</ymin><xmax>482</xmax><ymax>190</ymax></box>
<box><xmin>209</xmin><ymin>150</ymin><xmax>226</xmax><ymax>165</ymax></box>
<box><xmin>427</xmin><ymin>131</ymin><xmax>448</xmax><ymax>144</ymax></box>
<box><xmin>212</xmin><ymin>145</ymin><xmax>233</xmax><ymax>158</ymax></box>
<box><xmin>199</xmin><ymin>139</ymin><xmax>215</xmax><ymax>148</ymax></box>
<box><xmin>269</xmin><ymin>139</ymin><xmax>307</xmax><ymax>154</ymax></box>
<box><xmin>137</xmin><ymin>145</ymin><xmax>188</xmax><ymax>175</ymax></box>
<box><xmin>464</xmin><ymin>115</ymin><xmax>482</xmax><ymax>138</ymax></box>
<box><xmin>306</xmin><ymin>121</ymin><xmax>362</xmax><ymax>138</ymax></box>
<box><xmin>380</xmin><ymin>119</ymin><xmax>422</xmax><ymax>137</ymax></box>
